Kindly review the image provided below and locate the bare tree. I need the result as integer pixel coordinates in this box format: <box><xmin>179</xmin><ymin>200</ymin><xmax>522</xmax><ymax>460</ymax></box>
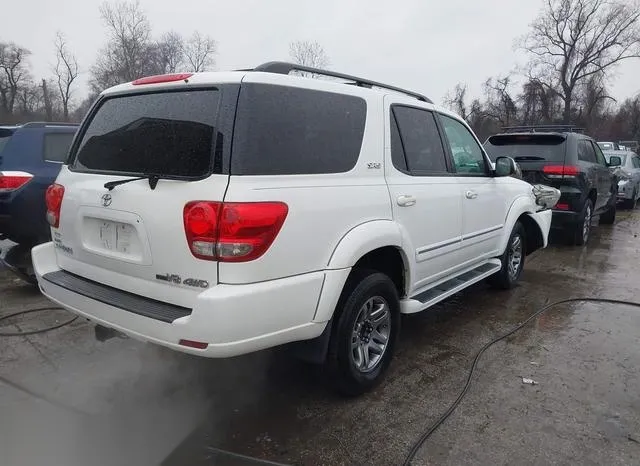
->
<box><xmin>54</xmin><ymin>32</ymin><xmax>79</xmax><ymax>121</ymax></box>
<box><xmin>41</xmin><ymin>79</ymin><xmax>55</xmax><ymax>121</ymax></box>
<box><xmin>182</xmin><ymin>31</ymin><xmax>216</xmax><ymax>72</ymax></box>
<box><xmin>522</xmin><ymin>0</ymin><xmax>640</xmax><ymax>123</ymax></box>
<box><xmin>91</xmin><ymin>0</ymin><xmax>153</xmax><ymax>91</ymax></box>
<box><xmin>483</xmin><ymin>76</ymin><xmax>518</xmax><ymax>126</ymax></box>
<box><xmin>156</xmin><ymin>31</ymin><xmax>185</xmax><ymax>73</ymax></box>
<box><xmin>289</xmin><ymin>40</ymin><xmax>330</xmax><ymax>69</ymax></box>
<box><xmin>0</xmin><ymin>42</ymin><xmax>31</xmax><ymax>115</ymax></box>
<box><xmin>519</xmin><ymin>77</ymin><xmax>562</xmax><ymax>125</ymax></box>
<box><xmin>443</xmin><ymin>83</ymin><xmax>482</xmax><ymax>122</ymax></box>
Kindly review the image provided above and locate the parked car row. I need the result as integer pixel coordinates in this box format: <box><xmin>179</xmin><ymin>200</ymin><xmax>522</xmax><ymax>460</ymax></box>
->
<box><xmin>0</xmin><ymin>63</ymin><xmax>631</xmax><ymax>395</ymax></box>
<box><xmin>484</xmin><ymin>126</ymin><xmax>619</xmax><ymax>246</ymax></box>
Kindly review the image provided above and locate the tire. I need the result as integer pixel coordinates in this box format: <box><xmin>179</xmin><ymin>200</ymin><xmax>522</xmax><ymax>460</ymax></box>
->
<box><xmin>326</xmin><ymin>269</ymin><xmax>400</xmax><ymax>396</ymax></box>
<box><xmin>624</xmin><ymin>189</ymin><xmax>637</xmax><ymax>209</ymax></box>
<box><xmin>600</xmin><ymin>201</ymin><xmax>616</xmax><ymax>225</ymax></box>
<box><xmin>568</xmin><ymin>199</ymin><xmax>593</xmax><ymax>245</ymax></box>
<box><xmin>489</xmin><ymin>221</ymin><xmax>526</xmax><ymax>290</ymax></box>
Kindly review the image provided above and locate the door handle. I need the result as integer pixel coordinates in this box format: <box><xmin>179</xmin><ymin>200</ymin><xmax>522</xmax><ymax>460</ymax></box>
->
<box><xmin>397</xmin><ymin>195</ymin><xmax>416</xmax><ymax>207</ymax></box>
<box><xmin>465</xmin><ymin>190</ymin><xmax>478</xmax><ymax>200</ymax></box>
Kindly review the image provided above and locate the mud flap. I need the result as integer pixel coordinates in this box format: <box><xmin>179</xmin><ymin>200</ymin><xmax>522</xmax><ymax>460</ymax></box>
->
<box><xmin>286</xmin><ymin>319</ymin><xmax>333</xmax><ymax>364</ymax></box>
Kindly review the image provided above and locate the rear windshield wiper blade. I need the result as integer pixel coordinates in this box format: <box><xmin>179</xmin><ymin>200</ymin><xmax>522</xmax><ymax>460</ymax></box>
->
<box><xmin>104</xmin><ymin>174</ymin><xmax>162</xmax><ymax>191</ymax></box>
<box><xmin>514</xmin><ymin>156</ymin><xmax>546</xmax><ymax>161</ymax></box>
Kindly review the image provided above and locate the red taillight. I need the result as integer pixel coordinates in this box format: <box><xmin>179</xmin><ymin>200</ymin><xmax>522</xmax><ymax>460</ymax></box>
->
<box><xmin>183</xmin><ymin>201</ymin><xmax>288</xmax><ymax>262</ymax></box>
<box><xmin>132</xmin><ymin>73</ymin><xmax>193</xmax><ymax>85</ymax></box>
<box><xmin>0</xmin><ymin>171</ymin><xmax>33</xmax><ymax>193</ymax></box>
<box><xmin>555</xmin><ymin>203</ymin><xmax>570</xmax><ymax>210</ymax></box>
<box><xmin>178</xmin><ymin>339</ymin><xmax>209</xmax><ymax>349</ymax></box>
<box><xmin>45</xmin><ymin>184</ymin><xmax>65</xmax><ymax>228</ymax></box>
<box><xmin>543</xmin><ymin>165</ymin><xmax>579</xmax><ymax>177</ymax></box>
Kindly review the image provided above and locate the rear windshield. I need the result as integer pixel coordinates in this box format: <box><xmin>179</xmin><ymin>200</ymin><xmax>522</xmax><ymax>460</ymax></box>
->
<box><xmin>231</xmin><ymin>84</ymin><xmax>366</xmax><ymax>175</ymax></box>
<box><xmin>70</xmin><ymin>89</ymin><xmax>219</xmax><ymax>177</ymax></box>
<box><xmin>0</xmin><ymin>128</ymin><xmax>15</xmax><ymax>155</ymax></box>
<box><xmin>598</xmin><ymin>142</ymin><xmax>616</xmax><ymax>151</ymax></box>
<box><xmin>484</xmin><ymin>134</ymin><xmax>566</xmax><ymax>162</ymax></box>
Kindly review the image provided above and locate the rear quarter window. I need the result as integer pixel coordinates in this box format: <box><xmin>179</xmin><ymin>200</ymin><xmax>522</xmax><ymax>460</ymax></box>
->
<box><xmin>231</xmin><ymin>84</ymin><xmax>367</xmax><ymax>175</ymax></box>
<box><xmin>44</xmin><ymin>132</ymin><xmax>76</xmax><ymax>162</ymax></box>
<box><xmin>0</xmin><ymin>128</ymin><xmax>15</xmax><ymax>155</ymax></box>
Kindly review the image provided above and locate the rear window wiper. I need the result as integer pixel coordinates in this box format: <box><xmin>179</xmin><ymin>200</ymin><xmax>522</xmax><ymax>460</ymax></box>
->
<box><xmin>514</xmin><ymin>156</ymin><xmax>546</xmax><ymax>161</ymax></box>
<box><xmin>104</xmin><ymin>174</ymin><xmax>162</xmax><ymax>191</ymax></box>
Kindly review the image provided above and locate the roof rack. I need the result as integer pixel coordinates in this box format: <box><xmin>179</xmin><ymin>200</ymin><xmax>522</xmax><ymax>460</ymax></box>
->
<box><xmin>502</xmin><ymin>125</ymin><xmax>585</xmax><ymax>133</ymax></box>
<box><xmin>21</xmin><ymin>122</ymin><xmax>78</xmax><ymax>128</ymax></box>
<box><xmin>252</xmin><ymin>61</ymin><xmax>433</xmax><ymax>104</ymax></box>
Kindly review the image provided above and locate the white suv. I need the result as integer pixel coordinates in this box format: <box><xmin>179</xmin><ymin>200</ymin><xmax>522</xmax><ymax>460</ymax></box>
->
<box><xmin>33</xmin><ymin>62</ymin><xmax>553</xmax><ymax>395</ymax></box>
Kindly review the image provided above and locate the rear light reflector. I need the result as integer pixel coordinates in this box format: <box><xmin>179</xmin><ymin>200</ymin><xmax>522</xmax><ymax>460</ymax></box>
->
<box><xmin>183</xmin><ymin>201</ymin><xmax>288</xmax><ymax>262</ymax></box>
<box><xmin>178</xmin><ymin>339</ymin><xmax>208</xmax><ymax>349</ymax></box>
<box><xmin>132</xmin><ymin>73</ymin><xmax>193</xmax><ymax>85</ymax></box>
<box><xmin>555</xmin><ymin>203</ymin><xmax>570</xmax><ymax>210</ymax></box>
<box><xmin>543</xmin><ymin>165</ymin><xmax>579</xmax><ymax>178</ymax></box>
<box><xmin>45</xmin><ymin>184</ymin><xmax>65</xmax><ymax>228</ymax></box>
<box><xmin>0</xmin><ymin>171</ymin><xmax>33</xmax><ymax>193</ymax></box>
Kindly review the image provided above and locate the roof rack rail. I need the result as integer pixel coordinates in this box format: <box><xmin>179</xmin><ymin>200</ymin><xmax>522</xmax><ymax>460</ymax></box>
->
<box><xmin>252</xmin><ymin>61</ymin><xmax>433</xmax><ymax>104</ymax></box>
<box><xmin>502</xmin><ymin>125</ymin><xmax>585</xmax><ymax>133</ymax></box>
<box><xmin>21</xmin><ymin>122</ymin><xmax>78</xmax><ymax>128</ymax></box>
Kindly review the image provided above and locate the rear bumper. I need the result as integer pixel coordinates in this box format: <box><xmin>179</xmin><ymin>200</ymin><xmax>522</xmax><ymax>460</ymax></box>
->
<box><xmin>33</xmin><ymin>242</ymin><xmax>336</xmax><ymax>358</ymax></box>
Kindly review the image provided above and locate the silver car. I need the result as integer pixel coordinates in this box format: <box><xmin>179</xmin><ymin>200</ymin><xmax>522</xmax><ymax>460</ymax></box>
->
<box><xmin>605</xmin><ymin>150</ymin><xmax>640</xmax><ymax>208</ymax></box>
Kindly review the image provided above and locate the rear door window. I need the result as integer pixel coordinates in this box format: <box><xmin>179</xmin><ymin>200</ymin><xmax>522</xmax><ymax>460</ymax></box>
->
<box><xmin>484</xmin><ymin>134</ymin><xmax>566</xmax><ymax>162</ymax></box>
<box><xmin>44</xmin><ymin>133</ymin><xmax>75</xmax><ymax>162</ymax></box>
<box><xmin>231</xmin><ymin>84</ymin><xmax>366</xmax><ymax>175</ymax></box>
<box><xmin>591</xmin><ymin>141</ymin><xmax>607</xmax><ymax>166</ymax></box>
<box><xmin>71</xmin><ymin>89</ymin><xmax>220</xmax><ymax>177</ymax></box>
<box><xmin>391</xmin><ymin>106</ymin><xmax>448</xmax><ymax>174</ymax></box>
<box><xmin>578</xmin><ymin>140</ymin><xmax>597</xmax><ymax>163</ymax></box>
<box><xmin>633</xmin><ymin>157</ymin><xmax>640</xmax><ymax>169</ymax></box>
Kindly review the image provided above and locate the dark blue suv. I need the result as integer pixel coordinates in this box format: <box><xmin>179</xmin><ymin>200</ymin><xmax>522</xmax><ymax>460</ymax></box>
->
<box><xmin>0</xmin><ymin>122</ymin><xmax>77</xmax><ymax>251</ymax></box>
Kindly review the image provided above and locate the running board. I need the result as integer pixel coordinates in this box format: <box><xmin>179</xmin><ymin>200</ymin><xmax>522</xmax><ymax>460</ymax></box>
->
<box><xmin>400</xmin><ymin>259</ymin><xmax>502</xmax><ymax>314</ymax></box>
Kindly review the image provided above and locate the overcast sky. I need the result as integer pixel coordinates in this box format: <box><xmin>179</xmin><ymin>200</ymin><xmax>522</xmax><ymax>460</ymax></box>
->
<box><xmin>4</xmin><ymin>0</ymin><xmax>640</xmax><ymax>107</ymax></box>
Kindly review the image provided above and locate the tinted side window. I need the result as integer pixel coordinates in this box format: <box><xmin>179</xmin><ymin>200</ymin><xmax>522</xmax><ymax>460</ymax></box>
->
<box><xmin>439</xmin><ymin>114</ymin><xmax>487</xmax><ymax>175</ymax></box>
<box><xmin>0</xmin><ymin>128</ymin><xmax>15</xmax><ymax>155</ymax></box>
<box><xmin>232</xmin><ymin>84</ymin><xmax>366</xmax><ymax>175</ymax></box>
<box><xmin>44</xmin><ymin>133</ymin><xmax>75</xmax><ymax>162</ymax></box>
<box><xmin>633</xmin><ymin>157</ymin><xmax>640</xmax><ymax>169</ymax></box>
<box><xmin>591</xmin><ymin>141</ymin><xmax>607</xmax><ymax>166</ymax></box>
<box><xmin>391</xmin><ymin>106</ymin><xmax>447</xmax><ymax>174</ymax></box>
<box><xmin>390</xmin><ymin>114</ymin><xmax>408</xmax><ymax>171</ymax></box>
<box><xmin>578</xmin><ymin>140</ymin><xmax>597</xmax><ymax>163</ymax></box>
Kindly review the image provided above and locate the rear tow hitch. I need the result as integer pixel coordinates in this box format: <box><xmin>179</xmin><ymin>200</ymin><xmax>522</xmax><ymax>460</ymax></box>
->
<box><xmin>94</xmin><ymin>324</ymin><xmax>127</xmax><ymax>342</ymax></box>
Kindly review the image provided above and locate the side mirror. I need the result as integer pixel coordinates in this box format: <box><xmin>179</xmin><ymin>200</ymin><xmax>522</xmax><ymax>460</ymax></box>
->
<box><xmin>494</xmin><ymin>156</ymin><xmax>521</xmax><ymax>178</ymax></box>
<box><xmin>608</xmin><ymin>156</ymin><xmax>622</xmax><ymax>167</ymax></box>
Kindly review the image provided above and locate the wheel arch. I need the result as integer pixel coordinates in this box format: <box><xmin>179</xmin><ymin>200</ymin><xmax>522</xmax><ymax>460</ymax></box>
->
<box><xmin>498</xmin><ymin>195</ymin><xmax>544</xmax><ymax>255</ymax></box>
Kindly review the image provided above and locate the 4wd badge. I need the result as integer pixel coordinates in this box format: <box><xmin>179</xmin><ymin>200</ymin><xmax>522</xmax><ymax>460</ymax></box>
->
<box><xmin>155</xmin><ymin>273</ymin><xmax>209</xmax><ymax>289</ymax></box>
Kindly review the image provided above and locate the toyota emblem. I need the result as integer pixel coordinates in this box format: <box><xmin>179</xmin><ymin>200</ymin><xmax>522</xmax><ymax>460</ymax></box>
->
<box><xmin>101</xmin><ymin>193</ymin><xmax>112</xmax><ymax>207</ymax></box>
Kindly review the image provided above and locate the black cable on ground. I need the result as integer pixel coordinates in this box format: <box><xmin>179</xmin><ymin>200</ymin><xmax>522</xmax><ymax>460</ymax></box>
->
<box><xmin>0</xmin><ymin>306</ymin><xmax>77</xmax><ymax>336</ymax></box>
<box><xmin>402</xmin><ymin>297</ymin><xmax>640</xmax><ymax>466</ymax></box>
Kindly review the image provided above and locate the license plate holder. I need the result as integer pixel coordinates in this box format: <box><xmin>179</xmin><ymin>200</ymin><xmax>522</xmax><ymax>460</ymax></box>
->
<box><xmin>99</xmin><ymin>221</ymin><xmax>134</xmax><ymax>254</ymax></box>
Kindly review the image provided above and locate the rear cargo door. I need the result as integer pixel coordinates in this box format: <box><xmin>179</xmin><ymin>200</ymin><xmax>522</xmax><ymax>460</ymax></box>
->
<box><xmin>55</xmin><ymin>87</ymin><xmax>234</xmax><ymax>307</ymax></box>
<box><xmin>484</xmin><ymin>133</ymin><xmax>567</xmax><ymax>187</ymax></box>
